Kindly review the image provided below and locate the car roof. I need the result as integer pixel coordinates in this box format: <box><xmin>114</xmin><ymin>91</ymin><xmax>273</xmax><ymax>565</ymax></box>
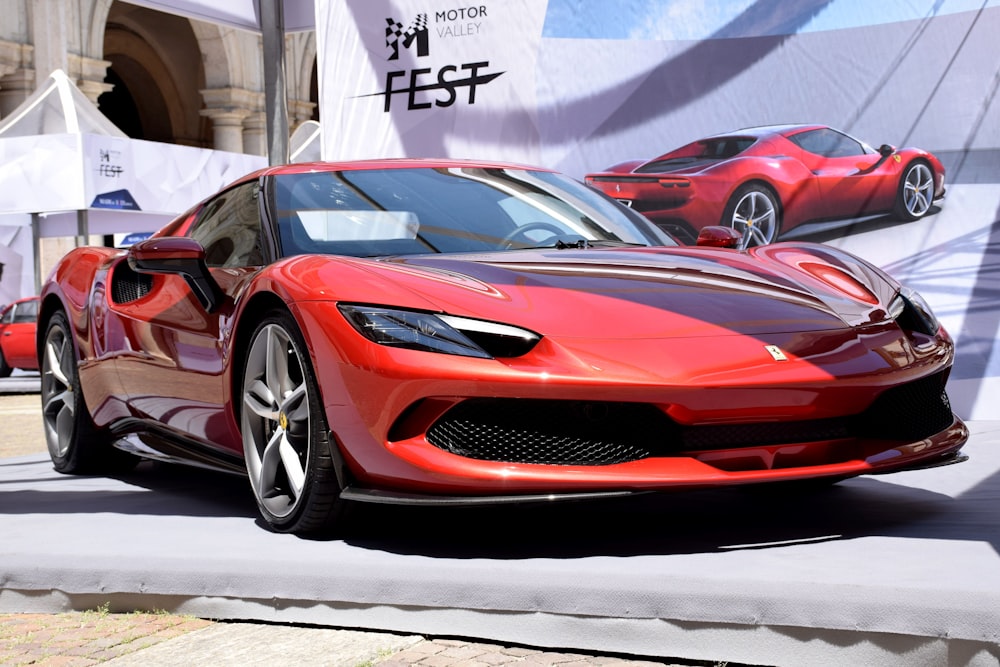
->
<box><xmin>232</xmin><ymin>158</ymin><xmax>557</xmax><ymax>186</ymax></box>
<box><xmin>704</xmin><ymin>124</ymin><xmax>826</xmax><ymax>140</ymax></box>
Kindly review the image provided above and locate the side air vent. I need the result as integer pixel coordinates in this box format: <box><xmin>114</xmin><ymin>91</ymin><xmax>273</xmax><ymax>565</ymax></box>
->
<box><xmin>111</xmin><ymin>262</ymin><xmax>154</xmax><ymax>304</ymax></box>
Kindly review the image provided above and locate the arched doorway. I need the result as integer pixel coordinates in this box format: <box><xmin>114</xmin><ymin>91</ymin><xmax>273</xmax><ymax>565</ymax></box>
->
<box><xmin>99</xmin><ymin>1</ymin><xmax>210</xmax><ymax>147</ymax></box>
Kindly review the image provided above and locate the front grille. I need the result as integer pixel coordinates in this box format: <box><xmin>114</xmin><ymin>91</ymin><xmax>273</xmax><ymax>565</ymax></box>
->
<box><xmin>423</xmin><ymin>371</ymin><xmax>954</xmax><ymax>466</ymax></box>
<box><xmin>855</xmin><ymin>370</ymin><xmax>954</xmax><ymax>441</ymax></box>
<box><xmin>426</xmin><ymin>400</ymin><xmax>679</xmax><ymax>465</ymax></box>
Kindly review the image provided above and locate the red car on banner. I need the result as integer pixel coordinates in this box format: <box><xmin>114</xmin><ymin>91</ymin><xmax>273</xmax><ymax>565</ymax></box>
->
<box><xmin>585</xmin><ymin>124</ymin><xmax>946</xmax><ymax>247</ymax></box>
<box><xmin>38</xmin><ymin>160</ymin><xmax>966</xmax><ymax>535</ymax></box>
<box><xmin>0</xmin><ymin>296</ymin><xmax>39</xmax><ymax>376</ymax></box>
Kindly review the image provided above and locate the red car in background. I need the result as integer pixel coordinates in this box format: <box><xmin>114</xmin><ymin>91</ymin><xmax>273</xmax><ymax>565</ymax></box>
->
<box><xmin>0</xmin><ymin>296</ymin><xmax>39</xmax><ymax>376</ymax></box>
<box><xmin>585</xmin><ymin>124</ymin><xmax>945</xmax><ymax>247</ymax></box>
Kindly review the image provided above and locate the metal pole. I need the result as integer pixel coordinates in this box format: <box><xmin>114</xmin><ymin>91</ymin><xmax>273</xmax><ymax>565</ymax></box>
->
<box><xmin>260</xmin><ymin>0</ymin><xmax>289</xmax><ymax>165</ymax></box>
<box><xmin>31</xmin><ymin>213</ymin><xmax>41</xmax><ymax>294</ymax></box>
<box><xmin>76</xmin><ymin>210</ymin><xmax>88</xmax><ymax>247</ymax></box>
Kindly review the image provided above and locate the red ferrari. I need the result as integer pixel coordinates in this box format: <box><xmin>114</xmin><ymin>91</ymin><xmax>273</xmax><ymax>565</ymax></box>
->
<box><xmin>38</xmin><ymin>160</ymin><xmax>967</xmax><ymax>535</ymax></box>
<box><xmin>585</xmin><ymin>124</ymin><xmax>946</xmax><ymax>247</ymax></box>
<box><xmin>0</xmin><ymin>296</ymin><xmax>39</xmax><ymax>376</ymax></box>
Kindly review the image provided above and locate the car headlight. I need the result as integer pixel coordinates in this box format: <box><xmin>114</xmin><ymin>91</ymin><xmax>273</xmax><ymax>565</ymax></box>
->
<box><xmin>338</xmin><ymin>304</ymin><xmax>541</xmax><ymax>358</ymax></box>
<box><xmin>888</xmin><ymin>287</ymin><xmax>940</xmax><ymax>336</ymax></box>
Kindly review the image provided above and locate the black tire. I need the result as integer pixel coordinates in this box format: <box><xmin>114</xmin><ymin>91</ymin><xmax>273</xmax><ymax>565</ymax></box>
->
<box><xmin>0</xmin><ymin>348</ymin><xmax>11</xmax><ymax>378</ymax></box>
<box><xmin>894</xmin><ymin>160</ymin><xmax>935</xmax><ymax>221</ymax></box>
<box><xmin>40</xmin><ymin>311</ymin><xmax>137</xmax><ymax>474</ymax></box>
<box><xmin>240</xmin><ymin>310</ymin><xmax>348</xmax><ymax>535</ymax></box>
<box><xmin>721</xmin><ymin>183</ymin><xmax>782</xmax><ymax>249</ymax></box>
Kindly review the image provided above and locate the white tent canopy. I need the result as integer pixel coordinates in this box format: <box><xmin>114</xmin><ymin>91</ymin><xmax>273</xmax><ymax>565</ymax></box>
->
<box><xmin>0</xmin><ymin>70</ymin><xmax>265</xmax><ymax>297</ymax></box>
<box><xmin>0</xmin><ymin>69</ymin><xmax>126</xmax><ymax>138</ymax></box>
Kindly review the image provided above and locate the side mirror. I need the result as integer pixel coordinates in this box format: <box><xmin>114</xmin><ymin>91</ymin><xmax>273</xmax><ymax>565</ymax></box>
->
<box><xmin>878</xmin><ymin>144</ymin><xmax>895</xmax><ymax>157</ymax></box>
<box><xmin>695</xmin><ymin>226</ymin><xmax>743</xmax><ymax>249</ymax></box>
<box><xmin>127</xmin><ymin>237</ymin><xmax>224</xmax><ymax>312</ymax></box>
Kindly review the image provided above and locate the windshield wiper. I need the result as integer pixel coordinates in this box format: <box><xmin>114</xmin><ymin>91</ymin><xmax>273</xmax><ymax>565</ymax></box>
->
<box><xmin>555</xmin><ymin>239</ymin><xmax>592</xmax><ymax>249</ymax></box>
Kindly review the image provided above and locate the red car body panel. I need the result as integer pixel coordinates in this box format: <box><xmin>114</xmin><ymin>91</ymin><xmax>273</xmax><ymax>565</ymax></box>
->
<box><xmin>0</xmin><ymin>297</ymin><xmax>39</xmax><ymax>372</ymax></box>
<box><xmin>585</xmin><ymin>124</ymin><xmax>946</xmax><ymax>244</ymax></box>
<box><xmin>38</xmin><ymin>159</ymin><xmax>966</xmax><ymax>505</ymax></box>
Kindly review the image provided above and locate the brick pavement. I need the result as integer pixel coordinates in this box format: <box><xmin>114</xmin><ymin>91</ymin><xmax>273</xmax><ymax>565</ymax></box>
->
<box><xmin>0</xmin><ymin>613</ymin><xmax>690</xmax><ymax>666</ymax></box>
<box><xmin>0</xmin><ymin>612</ymin><xmax>213</xmax><ymax>666</ymax></box>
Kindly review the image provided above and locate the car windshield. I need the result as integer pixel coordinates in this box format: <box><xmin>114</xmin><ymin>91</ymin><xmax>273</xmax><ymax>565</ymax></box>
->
<box><xmin>272</xmin><ymin>167</ymin><xmax>676</xmax><ymax>258</ymax></box>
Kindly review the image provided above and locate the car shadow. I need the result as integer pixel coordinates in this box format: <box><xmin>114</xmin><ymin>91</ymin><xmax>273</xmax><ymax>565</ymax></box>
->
<box><xmin>336</xmin><ymin>465</ymin><xmax>997</xmax><ymax>559</ymax></box>
<box><xmin>0</xmin><ymin>456</ymin><xmax>258</xmax><ymax>520</ymax></box>
<box><xmin>5</xmin><ymin>451</ymin><xmax>994</xmax><ymax>561</ymax></box>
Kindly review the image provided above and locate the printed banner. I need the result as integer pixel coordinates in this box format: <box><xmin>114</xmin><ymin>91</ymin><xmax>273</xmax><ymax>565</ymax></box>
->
<box><xmin>316</xmin><ymin>0</ymin><xmax>1000</xmax><ymax>420</ymax></box>
<box><xmin>318</xmin><ymin>1</ymin><xmax>1000</xmax><ymax>177</ymax></box>
<box><xmin>317</xmin><ymin>0</ymin><xmax>547</xmax><ymax>163</ymax></box>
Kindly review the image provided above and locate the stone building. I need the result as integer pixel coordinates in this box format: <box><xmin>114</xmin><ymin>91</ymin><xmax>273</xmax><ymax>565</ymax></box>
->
<box><xmin>0</xmin><ymin>0</ymin><xmax>318</xmax><ymax>155</ymax></box>
<box><xmin>0</xmin><ymin>0</ymin><xmax>319</xmax><ymax>289</ymax></box>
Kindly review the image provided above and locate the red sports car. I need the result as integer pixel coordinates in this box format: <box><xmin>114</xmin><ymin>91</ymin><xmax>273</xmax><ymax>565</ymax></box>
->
<box><xmin>38</xmin><ymin>159</ymin><xmax>967</xmax><ymax>535</ymax></box>
<box><xmin>0</xmin><ymin>296</ymin><xmax>39</xmax><ymax>376</ymax></box>
<box><xmin>585</xmin><ymin>124</ymin><xmax>946</xmax><ymax>247</ymax></box>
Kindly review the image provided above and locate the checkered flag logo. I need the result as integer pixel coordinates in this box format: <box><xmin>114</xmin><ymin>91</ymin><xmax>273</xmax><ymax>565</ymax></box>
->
<box><xmin>386</xmin><ymin>14</ymin><xmax>429</xmax><ymax>60</ymax></box>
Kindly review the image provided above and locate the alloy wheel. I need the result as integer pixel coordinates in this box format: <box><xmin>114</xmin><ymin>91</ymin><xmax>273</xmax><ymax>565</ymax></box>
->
<box><xmin>242</xmin><ymin>322</ymin><xmax>312</xmax><ymax>520</ymax></box>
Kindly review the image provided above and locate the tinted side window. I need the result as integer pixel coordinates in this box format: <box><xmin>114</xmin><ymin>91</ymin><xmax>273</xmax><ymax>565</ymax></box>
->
<box><xmin>189</xmin><ymin>182</ymin><xmax>264</xmax><ymax>268</ymax></box>
<box><xmin>13</xmin><ymin>300</ymin><xmax>37</xmax><ymax>323</ymax></box>
<box><xmin>788</xmin><ymin>129</ymin><xmax>866</xmax><ymax>158</ymax></box>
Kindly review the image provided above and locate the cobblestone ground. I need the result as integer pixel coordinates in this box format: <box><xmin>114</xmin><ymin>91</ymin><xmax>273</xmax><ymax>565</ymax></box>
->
<box><xmin>0</xmin><ymin>612</ymin><xmax>213</xmax><ymax>666</ymax></box>
<box><xmin>0</xmin><ymin>613</ymin><xmax>697</xmax><ymax>667</ymax></box>
<box><xmin>0</xmin><ymin>392</ymin><xmax>44</xmax><ymax>458</ymax></box>
<box><xmin>375</xmin><ymin>637</ymin><xmax>676</xmax><ymax>666</ymax></box>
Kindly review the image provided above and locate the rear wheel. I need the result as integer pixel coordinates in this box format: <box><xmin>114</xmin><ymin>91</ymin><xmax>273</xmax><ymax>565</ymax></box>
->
<box><xmin>241</xmin><ymin>311</ymin><xmax>347</xmax><ymax>535</ymax></box>
<box><xmin>722</xmin><ymin>184</ymin><xmax>781</xmax><ymax>249</ymax></box>
<box><xmin>894</xmin><ymin>161</ymin><xmax>934</xmax><ymax>221</ymax></box>
<box><xmin>41</xmin><ymin>311</ymin><xmax>135</xmax><ymax>473</ymax></box>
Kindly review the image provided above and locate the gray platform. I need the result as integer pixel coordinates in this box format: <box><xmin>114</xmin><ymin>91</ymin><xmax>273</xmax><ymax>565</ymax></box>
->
<box><xmin>1</xmin><ymin>422</ymin><xmax>999</xmax><ymax>666</ymax></box>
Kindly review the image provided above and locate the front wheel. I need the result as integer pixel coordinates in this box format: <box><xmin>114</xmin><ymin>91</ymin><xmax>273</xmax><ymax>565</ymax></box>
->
<box><xmin>722</xmin><ymin>184</ymin><xmax>781</xmax><ymax>249</ymax></box>
<box><xmin>0</xmin><ymin>348</ymin><xmax>11</xmax><ymax>378</ymax></box>
<box><xmin>894</xmin><ymin>161</ymin><xmax>935</xmax><ymax>221</ymax></box>
<box><xmin>41</xmin><ymin>311</ymin><xmax>135</xmax><ymax>474</ymax></box>
<box><xmin>241</xmin><ymin>311</ymin><xmax>347</xmax><ymax>535</ymax></box>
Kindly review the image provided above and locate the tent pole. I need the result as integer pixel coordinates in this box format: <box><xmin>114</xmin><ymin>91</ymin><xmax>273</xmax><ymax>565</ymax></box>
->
<box><xmin>31</xmin><ymin>213</ymin><xmax>41</xmax><ymax>294</ymax></box>
<box><xmin>76</xmin><ymin>209</ymin><xmax>89</xmax><ymax>247</ymax></box>
<box><xmin>261</xmin><ymin>0</ymin><xmax>289</xmax><ymax>165</ymax></box>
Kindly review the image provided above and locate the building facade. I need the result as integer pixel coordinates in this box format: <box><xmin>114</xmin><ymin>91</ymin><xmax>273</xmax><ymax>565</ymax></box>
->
<box><xmin>0</xmin><ymin>0</ymin><xmax>318</xmax><ymax>155</ymax></box>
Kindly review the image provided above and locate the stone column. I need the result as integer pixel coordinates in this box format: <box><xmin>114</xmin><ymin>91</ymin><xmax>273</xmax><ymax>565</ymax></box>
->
<box><xmin>0</xmin><ymin>69</ymin><xmax>32</xmax><ymax>119</ymax></box>
<box><xmin>0</xmin><ymin>40</ymin><xmax>32</xmax><ymax>118</ymax></box>
<box><xmin>289</xmin><ymin>98</ymin><xmax>318</xmax><ymax>127</ymax></box>
<box><xmin>200</xmin><ymin>87</ymin><xmax>260</xmax><ymax>154</ymax></box>
<box><xmin>200</xmin><ymin>108</ymin><xmax>250</xmax><ymax>153</ymax></box>
<box><xmin>243</xmin><ymin>112</ymin><xmax>267</xmax><ymax>156</ymax></box>
<box><xmin>30</xmin><ymin>0</ymin><xmax>68</xmax><ymax>87</ymax></box>
<box><xmin>70</xmin><ymin>55</ymin><xmax>113</xmax><ymax>105</ymax></box>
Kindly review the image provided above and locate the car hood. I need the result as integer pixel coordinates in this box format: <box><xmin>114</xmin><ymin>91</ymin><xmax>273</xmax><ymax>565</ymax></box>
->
<box><xmin>349</xmin><ymin>244</ymin><xmax>896</xmax><ymax>339</ymax></box>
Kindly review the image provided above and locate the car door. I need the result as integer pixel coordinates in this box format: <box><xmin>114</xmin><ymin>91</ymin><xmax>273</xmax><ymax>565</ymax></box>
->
<box><xmin>786</xmin><ymin>128</ymin><xmax>896</xmax><ymax>219</ymax></box>
<box><xmin>110</xmin><ymin>181</ymin><xmax>265</xmax><ymax>452</ymax></box>
<box><xmin>0</xmin><ymin>299</ymin><xmax>39</xmax><ymax>370</ymax></box>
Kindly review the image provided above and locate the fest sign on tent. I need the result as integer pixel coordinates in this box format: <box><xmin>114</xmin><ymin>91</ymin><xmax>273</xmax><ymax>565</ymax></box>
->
<box><xmin>0</xmin><ymin>70</ymin><xmax>265</xmax><ymax>298</ymax></box>
<box><xmin>316</xmin><ymin>1</ymin><xmax>548</xmax><ymax>164</ymax></box>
